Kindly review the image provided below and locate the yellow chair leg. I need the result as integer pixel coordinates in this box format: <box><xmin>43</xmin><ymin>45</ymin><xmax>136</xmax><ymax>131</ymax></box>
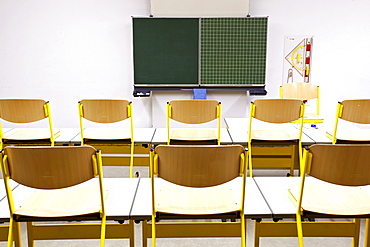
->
<box><xmin>241</xmin><ymin>216</ymin><xmax>246</xmax><ymax>247</ymax></box>
<box><xmin>129</xmin><ymin>143</ymin><xmax>134</xmax><ymax>178</ymax></box>
<box><xmin>100</xmin><ymin>215</ymin><xmax>106</xmax><ymax>247</ymax></box>
<box><xmin>7</xmin><ymin>218</ymin><xmax>14</xmax><ymax>247</ymax></box>
<box><xmin>296</xmin><ymin>213</ymin><xmax>304</xmax><ymax>247</ymax></box>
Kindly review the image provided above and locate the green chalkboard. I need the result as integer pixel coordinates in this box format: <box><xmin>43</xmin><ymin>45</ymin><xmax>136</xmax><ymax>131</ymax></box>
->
<box><xmin>132</xmin><ymin>17</ymin><xmax>268</xmax><ymax>87</ymax></box>
<box><xmin>133</xmin><ymin>18</ymin><xmax>199</xmax><ymax>86</ymax></box>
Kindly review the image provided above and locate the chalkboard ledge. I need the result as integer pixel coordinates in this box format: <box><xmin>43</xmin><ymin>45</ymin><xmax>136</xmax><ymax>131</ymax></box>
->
<box><xmin>133</xmin><ymin>86</ymin><xmax>267</xmax><ymax>97</ymax></box>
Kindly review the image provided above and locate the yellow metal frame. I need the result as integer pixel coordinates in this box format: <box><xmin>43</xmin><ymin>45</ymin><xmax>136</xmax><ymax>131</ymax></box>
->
<box><xmin>43</xmin><ymin>101</ymin><xmax>56</xmax><ymax>146</ymax></box>
<box><xmin>291</xmin><ymin>147</ymin><xmax>362</xmax><ymax>247</ymax></box>
<box><xmin>149</xmin><ymin>147</ymin><xmax>246</xmax><ymax>247</ymax></box>
<box><xmin>247</xmin><ymin>102</ymin><xmax>305</xmax><ymax>177</ymax></box>
<box><xmin>0</xmin><ymin>148</ymin><xmax>112</xmax><ymax>247</ymax></box>
<box><xmin>279</xmin><ymin>84</ymin><xmax>322</xmax><ymax>124</ymax></box>
<box><xmin>326</xmin><ymin>102</ymin><xmax>343</xmax><ymax>144</ymax></box>
<box><xmin>78</xmin><ymin>101</ymin><xmax>135</xmax><ymax>178</ymax></box>
<box><xmin>166</xmin><ymin>102</ymin><xmax>222</xmax><ymax>145</ymax></box>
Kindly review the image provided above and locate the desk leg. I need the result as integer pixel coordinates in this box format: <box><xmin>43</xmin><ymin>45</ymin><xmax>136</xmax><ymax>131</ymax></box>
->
<box><xmin>27</xmin><ymin>222</ymin><xmax>34</xmax><ymax>247</ymax></box>
<box><xmin>129</xmin><ymin>220</ymin><xmax>135</xmax><ymax>247</ymax></box>
<box><xmin>142</xmin><ymin>220</ymin><xmax>149</xmax><ymax>247</ymax></box>
<box><xmin>254</xmin><ymin>220</ymin><xmax>260</xmax><ymax>247</ymax></box>
<box><xmin>15</xmin><ymin>222</ymin><xmax>22</xmax><ymax>247</ymax></box>
<box><xmin>364</xmin><ymin>219</ymin><xmax>370</xmax><ymax>247</ymax></box>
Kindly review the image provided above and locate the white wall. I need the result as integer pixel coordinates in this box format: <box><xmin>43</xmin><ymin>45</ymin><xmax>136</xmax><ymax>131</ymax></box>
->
<box><xmin>0</xmin><ymin>0</ymin><xmax>151</xmax><ymax>127</ymax></box>
<box><xmin>1</xmin><ymin>0</ymin><xmax>370</xmax><ymax>128</ymax></box>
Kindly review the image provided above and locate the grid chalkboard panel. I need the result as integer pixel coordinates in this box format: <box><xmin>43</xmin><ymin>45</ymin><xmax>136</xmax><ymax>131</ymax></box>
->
<box><xmin>133</xmin><ymin>18</ymin><xmax>199</xmax><ymax>86</ymax></box>
<box><xmin>200</xmin><ymin>17</ymin><xmax>268</xmax><ymax>85</ymax></box>
<box><xmin>132</xmin><ymin>17</ymin><xmax>268</xmax><ymax>87</ymax></box>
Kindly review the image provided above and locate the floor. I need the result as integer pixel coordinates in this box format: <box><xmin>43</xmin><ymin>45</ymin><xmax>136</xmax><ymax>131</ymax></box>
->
<box><xmin>0</xmin><ymin>167</ymin><xmax>365</xmax><ymax>246</ymax></box>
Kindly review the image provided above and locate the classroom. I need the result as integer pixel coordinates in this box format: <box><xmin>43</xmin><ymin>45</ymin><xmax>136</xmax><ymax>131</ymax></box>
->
<box><xmin>1</xmin><ymin>0</ymin><xmax>370</xmax><ymax>246</ymax></box>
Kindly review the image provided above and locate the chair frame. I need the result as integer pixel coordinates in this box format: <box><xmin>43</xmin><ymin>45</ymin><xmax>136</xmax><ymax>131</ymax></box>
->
<box><xmin>78</xmin><ymin>99</ymin><xmax>135</xmax><ymax>177</ymax></box>
<box><xmin>0</xmin><ymin>146</ymin><xmax>107</xmax><ymax>247</ymax></box>
<box><xmin>327</xmin><ymin>99</ymin><xmax>370</xmax><ymax>144</ymax></box>
<box><xmin>280</xmin><ymin>82</ymin><xmax>322</xmax><ymax>123</ymax></box>
<box><xmin>149</xmin><ymin>145</ymin><xmax>246</xmax><ymax>247</ymax></box>
<box><xmin>248</xmin><ymin>99</ymin><xmax>305</xmax><ymax>177</ymax></box>
<box><xmin>0</xmin><ymin>99</ymin><xmax>56</xmax><ymax>149</ymax></box>
<box><xmin>291</xmin><ymin>144</ymin><xmax>370</xmax><ymax>247</ymax></box>
<box><xmin>166</xmin><ymin>100</ymin><xmax>222</xmax><ymax>145</ymax></box>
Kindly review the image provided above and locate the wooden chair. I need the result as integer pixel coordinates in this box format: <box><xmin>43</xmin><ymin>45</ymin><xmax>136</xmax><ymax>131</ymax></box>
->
<box><xmin>0</xmin><ymin>145</ymin><xmax>106</xmax><ymax>247</ymax></box>
<box><xmin>149</xmin><ymin>145</ymin><xmax>246</xmax><ymax>247</ymax></box>
<box><xmin>280</xmin><ymin>82</ymin><xmax>322</xmax><ymax>123</ymax></box>
<box><xmin>166</xmin><ymin>100</ymin><xmax>221</xmax><ymax>145</ymax></box>
<box><xmin>0</xmin><ymin>99</ymin><xmax>58</xmax><ymax>148</ymax></box>
<box><xmin>78</xmin><ymin>99</ymin><xmax>135</xmax><ymax>177</ymax></box>
<box><xmin>327</xmin><ymin>99</ymin><xmax>370</xmax><ymax>144</ymax></box>
<box><xmin>288</xmin><ymin>144</ymin><xmax>370</xmax><ymax>247</ymax></box>
<box><xmin>248</xmin><ymin>99</ymin><xmax>305</xmax><ymax>176</ymax></box>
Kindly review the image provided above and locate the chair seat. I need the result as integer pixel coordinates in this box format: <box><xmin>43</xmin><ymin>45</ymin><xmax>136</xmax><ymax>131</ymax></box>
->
<box><xmin>331</xmin><ymin>129</ymin><xmax>370</xmax><ymax>142</ymax></box>
<box><xmin>83</xmin><ymin>128</ymin><xmax>131</xmax><ymax>141</ymax></box>
<box><xmin>251</xmin><ymin>130</ymin><xmax>298</xmax><ymax>141</ymax></box>
<box><xmin>4</xmin><ymin>129</ymin><xmax>60</xmax><ymax>141</ymax></box>
<box><xmin>156</xmin><ymin>183</ymin><xmax>240</xmax><ymax>215</ymax></box>
<box><xmin>171</xmin><ymin>129</ymin><xmax>217</xmax><ymax>141</ymax></box>
<box><xmin>288</xmin><ymin>183</ymin><xmax>370</xmax><ymax>216</ymax></box>
<box><xmin>15</xmin><ymin>185</ymin><xmax>107</xmax><ymax>218</ymax></box>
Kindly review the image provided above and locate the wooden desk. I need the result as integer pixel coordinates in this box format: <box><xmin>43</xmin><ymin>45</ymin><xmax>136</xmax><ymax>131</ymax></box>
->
<box><xmin>151</xmin><ymin>127</ymin><xmax>232</xmax><ymax>145</ymax></box>
<box><xmin>133</xmin><ymin>177</ymin><xmax>272</xmax><ymax>247</ymax></box>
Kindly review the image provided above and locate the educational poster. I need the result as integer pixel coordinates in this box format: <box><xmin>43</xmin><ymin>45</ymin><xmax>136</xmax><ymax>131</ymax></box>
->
<box><xmin>283</xmin><ymin>36</ymin><xmax>313</xmax><ymax>84</ymax></box>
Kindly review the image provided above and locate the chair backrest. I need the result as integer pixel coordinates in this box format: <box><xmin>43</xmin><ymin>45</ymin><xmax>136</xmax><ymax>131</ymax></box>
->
<box><xmin>251</xmin><ymin>99</ymin><xmax>304</xmax><ymax>123</ymax></box>
<box><xmin>305</xmin><ymin>144</ymin><xmax>370</xmax><ymax>186</ymax></box>
<box><xmin>280</xmin><ymin>82</ymin><xmax>318</xmax><ymax>101</ymax></box>
<box><xmin>152</xmin><ymin>145</ymin><xmax>245</xmax><ymax>187</ymax></box>
<box><xmin>0</xmin><ymin>99</ymin><xmax>48</xmax><ymax>123</ymax></box>
<box><xmin>339</xmin><ymin>99</ymin><xmax>370</xmax><ymax>124</ymax></box>
<box><xmin>79</xmin><ymin>99</ymin><xmax>131</xmax><ymax>123</ymax></box>
<box><xmin>1</xmin><ymin>146</ymin><xmax>99</xmax><ymax>189</ymax></box>
<box><xmin>167</xmin><ymin>100</ymin><xmax>220</xmax><ymax>124</ymax></box>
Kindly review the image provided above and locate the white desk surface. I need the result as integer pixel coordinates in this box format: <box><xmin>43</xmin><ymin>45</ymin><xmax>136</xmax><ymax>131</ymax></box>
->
<box><xmin>130</xmin><ymin>177</ymin><xmax>272</xmax><ymax>220</ymax></box>
<box><xmin>69</xmin><ymin>128</ymin><xmax>156</xmax><ymax>145</ymax></box>
<box><xmin>55</xmin><ymin>128</ymin><xmax>80</xmax><ymax>144</ymax></box>
<box><xmin>4</xmin><ymin>178</ymin><xmax>139</xmax><ymax>221</ymax></box>
<box><xmin>301</xmin><ymin>124</ymin><xmax>332</xmax><ymax>144</ymax></box>
<box><xmin>224</xmin><ymin>118</ymin><xmax>314</xmax><ymax>146</ymax></box>
<box><xmin>253</xmin><ymin>177</ymin><xmax>298</xmax><ymax>218</ymax></box>
<box><xmin>151</xmin><ymin>128</ymin><xmax>232</xmax><ymax>145</ymax></box>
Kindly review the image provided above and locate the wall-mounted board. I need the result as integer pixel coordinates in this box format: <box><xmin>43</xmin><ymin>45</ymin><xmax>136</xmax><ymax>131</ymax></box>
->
<box><xmin>132</xmin><ymin>17</ymin><xmax>268</xmax><ymax>96</ymax></box>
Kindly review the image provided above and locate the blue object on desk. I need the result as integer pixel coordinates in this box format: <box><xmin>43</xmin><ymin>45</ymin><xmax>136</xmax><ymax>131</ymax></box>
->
<box><xmin>193</xmin><ymin>88</ymin><xmax>207</xmax><ymax>99</ymax></box>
